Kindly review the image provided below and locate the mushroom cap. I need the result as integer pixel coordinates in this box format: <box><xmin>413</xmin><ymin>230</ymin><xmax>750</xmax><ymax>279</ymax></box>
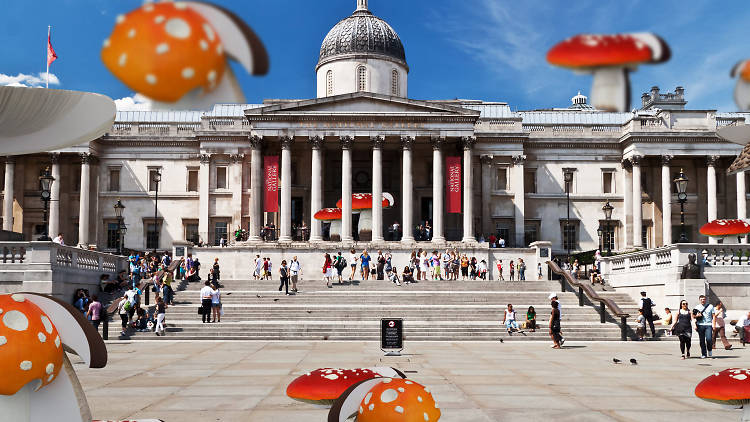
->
<box><xmin>699</xmin><ymin>219</ymin><xmax>750</xmax><ymax>237</ymax></box>
<box><xmin>101</xmin><ymin>1</ymin><xmax>226</xmax><ymax>102</ymax></box>
<box><xmin>314</xmin><ymin>208</ymin><xmax>343</xmax><ymax>221</ymax></box>
<box><xmin>732</xmin><ymin>60</ymin><xmax>750</xmax><ymax>83</ymax></box>
<box><xmin>546</xmin><ymin>33</ymin><xmax>670</xmax><ymax>69</ymax></box>
<box><xmin>286</xmin><ymin>368</ymin><xmax>383</xmax><ymax>406</ymax></box>
<box><xmin>695</xmin><ymin>368</ymin><xmax>750</xmax><ymax>406</ymax></box>
<box><xmin>335</xmin><ymin>193</ymin><xmax>394</xmax><ymax>210</ymax></box>
<box><xmin>0</xmin><ymin>294</ymin><xmax>64</xmax><ymax>395</ymax></box>
<box><xmin>329</xmin><ymin>377</ymin><xmax>441</xmax><ymax>422</ymax></box>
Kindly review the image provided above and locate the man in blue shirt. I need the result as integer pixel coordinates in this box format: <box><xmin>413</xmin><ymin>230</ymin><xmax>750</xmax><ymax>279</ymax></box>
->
<box><xmin>693</xmin><ymin>295</ymin><xmax>714</xmax><ymax>358</ymax></box>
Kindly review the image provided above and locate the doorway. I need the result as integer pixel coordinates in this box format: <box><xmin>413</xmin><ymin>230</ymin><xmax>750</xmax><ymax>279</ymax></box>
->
<box><xmin>420</xmin><ymin>197</ymin><xmax>433</xmax><ymax>225</ymax></box>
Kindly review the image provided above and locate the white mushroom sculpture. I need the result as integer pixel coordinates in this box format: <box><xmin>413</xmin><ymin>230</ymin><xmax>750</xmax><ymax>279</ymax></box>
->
<box><xmin>0</xmin><ymin>292</ymin><xmax>108</xmax><ymax>422</ymax></box>
<box><xmin>695</xmin><ymin>368</ymin><xmax>750</xmax><ymax>421</ymax></box>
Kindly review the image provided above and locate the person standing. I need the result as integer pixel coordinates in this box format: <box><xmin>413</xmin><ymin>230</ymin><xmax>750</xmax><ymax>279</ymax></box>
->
<box><xmin>550</xmin><ymin>301</ymin><xmax>562</xmax><ymax>348</ymax></box>
<box><xmin>537</xmin><ymin>262</ymin><xmax>543</xmax><ymax>280</ymax></box>
<box><xmin>509</xmin><ymin>260</ymin><xmax>515</xmax><ymax>281</ymax></box>
<box><xmin>419</xmin><ymin>250</ymin><xmax>429</xmax><ymax>281</ymax></box>
<box><xmin>279</xmin><ymin>259</ymin><xmax>291</xmax><ymax>295</ymax></box>
<box><xmin>348</xmin><ymin>249</ymin><xmax>358</xmax><ymax>282</ymax></box>
<box><xmin>117</xmin><ymin>297</ymin><xmax>130</xmax><ymax>337</ymax></box>
<box><xmin>290</xmin><ymin>256</ymin><xmax>301</xmax><ymax>293</ymax></box>
<box><xmin>210</xmin><ymin>281</ymin><xmax>222</xmax><ymax>322</ymax></box>
<box><xmin>86</xmin><ymin>295</ymin><xmax>103</xmax><ymax>332</ymax></box>
<box><xmin>253</xmin><ymin>255</ymin><xmax>262</xmax><ymax>280</ymax></box>
<box><xmin>376</xmin><ymin>250</ymin><xmax>386</xmax><ymax>280</ymax></box>
<box><xmin>712</xmin><ymin>301</ymin><xmax>732</xmax><ymax>350</ymax></box>
<box><xmin>323</xmin><ymin>253</ymin><xmax>333</xmax><ymax>288</ymax></box>
<box><xmin>549</xmin><ymin>293</ymin><xmax>564</xmax><ymax>345</ymax></box>
<box><xmin>360</xmin><ymin>250</ymin><xmax>371</xmax><ymax>281</ymax></box>
<box><xmin>693</xmin><ymin>295</ymin><xmax>715</xmax><ymax>358</ymax></box>
<box><xmin>266</xmin><ymin>257</ymin><xmax>273</xmax><ymax>280</ymax></box>
<box><xmin>154</xmin><ymin>296</ymin><xmax>167</xmax><ymax>336</ymax></box>
<box><xmin>200</xmin><ymin>281</ymin><xmax>213</xmax><ymax>323</ymax></box>
<box><xmin>671</xmin><ymin>300</ymin><xmax>694</xmax><ymax>359</ymax></box>
<box><xmin>639</xmin><ymin>291</ymin><xmax>656</xmax><ymax>338</ymax></box>
<box><xmin>518</xmin><ymin>259</ymin><xmax>526</xmax><ymax>281</ymax></box>
<box><xmin>496</xmin><ymin>259</ymin><xmax>504</xmax><ymax>281</ymax></box>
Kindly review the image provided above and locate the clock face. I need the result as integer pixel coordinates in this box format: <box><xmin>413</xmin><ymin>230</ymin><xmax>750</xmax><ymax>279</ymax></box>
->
<box><xmin>41</xmin><ymin>191</ymin><xmax>51</xmax><ymax>199</ymax></box>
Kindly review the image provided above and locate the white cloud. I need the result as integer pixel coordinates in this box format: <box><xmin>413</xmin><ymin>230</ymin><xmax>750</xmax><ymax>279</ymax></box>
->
<box><xmin>114</xmin><ymin>93</ymin><xmax>153</xmax><ymax>111</ymax></box>
<box><xmin>0</xmin><ymin>72</ymin><xmax>60</xmax><ymax>87</ymax></box>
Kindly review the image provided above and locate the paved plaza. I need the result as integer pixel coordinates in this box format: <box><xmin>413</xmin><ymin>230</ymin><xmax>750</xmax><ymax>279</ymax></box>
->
<box><xmin>75</xmin><ymin>340</ymin><xmax>747</xmax><ymax>422</ymax></box>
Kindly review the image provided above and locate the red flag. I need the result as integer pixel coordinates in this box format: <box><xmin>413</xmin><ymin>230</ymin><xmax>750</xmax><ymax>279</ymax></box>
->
<box><xmin>264</xmin><ymin>156</ymin><xmax>279</xmax><ymax>213</ymax></box>
<box><xmin>446</xmin><ymin>156</ymin><xmax>462</xmax><ymax>213</ymax></box>
<box><xmin>47</xmin><ymin>32</ymin><xmax>57</xmax><ymax>67</ymax></box>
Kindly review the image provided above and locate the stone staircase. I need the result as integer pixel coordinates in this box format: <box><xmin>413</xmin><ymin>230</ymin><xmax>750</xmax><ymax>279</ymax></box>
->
<box><xmin>108</xmin><ymin>277</ymin><xmax>646</xmax><ymax>341</ymax></box>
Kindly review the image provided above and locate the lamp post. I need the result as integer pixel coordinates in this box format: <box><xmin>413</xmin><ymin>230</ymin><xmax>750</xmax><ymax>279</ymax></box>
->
<box><xmin>596</xmin><ymin>227</ymin><xmax>603</xmax><ymax>252</ymax></box>
<box><xmin>564</xmin><ymin>171</ymin><xmax>573</xmax><ymax>262</ymax></box>
<box><xmin>38</xmin><ymin>167</ymin><xmax>54</xmax><ymax>241</ymax></box>
<box><xmin>602</xmin><ymin>200</ymin><xmax>614</xmax><ymax>255</ymax></box>
<box><xmin>113</xmin><ymin>199</ymin><xmax>125</xmax><ymax>255</ymax></box>
<box><xmin>152</xmin><ymin>170</ymin><xmax>161</xmax><ymax>254</ymax></box>
<box><xmin>674</xmin><ymin>169</ymin><xmax>689</xmax><ymax>243</ymax></box>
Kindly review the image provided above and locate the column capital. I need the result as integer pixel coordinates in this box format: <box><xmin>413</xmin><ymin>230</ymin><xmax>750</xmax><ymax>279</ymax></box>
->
<box><xmin>707</xmin><ymin>155</ymin><xmax>721</xmax><ymax>167</ymax></box>
<box><xmin>621</xmin><ymin>158</ymin><xmax>632</xmax><ymax>169</ymax></box>
<box><xmin>79</xmin><ymin>153</ymin><xmax>95</xmax><ymax>165</ymax></box>
<box><xmin>400</xmin><ymin>135</ymin><xmax>415</xmax><ymax>150</ymax></box>
<box><xmin>512</xmin><ymin>155</ymin><xmax>527</xmax><ymax>166</ymax></box>
<box><xmin>630</xmin><ymin>155</ymin><xmax>643</xmax><ymax>166</ymax></box>
<box><xmin>660</xmin><ymin>155</ymin><xmax>674</xmax><ymax>166</ymax></box>
<box><xmin>230</xmin><ymin>153</ymin><xmax>245</xmax><ymax>164</ymax></box>
<box><xmin>479</xmin><ymin>154</ymin><xmax>493</xmax><ymax>165</ymax></box>
<box><xmin>308</xmin><ymin>135</ymin><xmax>325</xmax><ymax>150</ymax></box>
<box><xmin>461</xmin><ymin>136</ymin><xmax>477</xmax><ymax>150</ymax></box>
<box><xmin>370</xmin><ymin>134</ymin><xmax>385</xmax><ymax>149</ymax></box>
<box><xmin>280</xmin><ymin>135</ymin><xmax>295</xmax><ymax>149</ymax></box>
<box><xmin>339</xmin><ymin>135</ymin><xmax>354</xmax><ymax>150</ymax></box>
<box><xmin>4</xmin><ymin>156</ymin><xmax>16</xmax><ymax>165</ymax></box>
<box><xmin>199</xmin><ymin>153</ymin><xmax>212</xmax><ymax>164</ymax></box>
<box><xmin>430</xmin><ymin>136</ymin><xmax>445</xmax><ymax>150</ymax></box>
<box><xmin>249</xmin><ymin>135</ymin><xmax>263</xmax><ymax>149</ymax></box>
<box><xmin>49</xmin><ymin>153</ymin><xmax>61</xmax><ymax>164</ymax></box>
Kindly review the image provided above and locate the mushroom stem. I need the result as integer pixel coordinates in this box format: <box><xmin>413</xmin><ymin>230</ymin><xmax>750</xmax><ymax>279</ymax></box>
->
<box><xmin>735</xmin><ymin>81</ymin><xmax>750</xmax><ymax>111</ymax></box>
<box><xmin>590</xmin><ymin>67</ymin><xmax>630</xmax><ymax>112</ymax></box>
<box><xmin>0</xmin><ymin>383</ymin><xmax>32</xmax><ymax>421</ymax></box>
<box><xmin>742</xmin><ymin>405</ymin><xmax>750</xmax><ymax>422</ymax></box>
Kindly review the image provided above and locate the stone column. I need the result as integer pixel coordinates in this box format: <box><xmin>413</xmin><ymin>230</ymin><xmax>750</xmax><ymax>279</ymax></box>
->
<box><xmin>340</xmin><ymin>136</ymin><xmax>354</xmax><ymax>242</ymax></box>
<box><xmin>400</xmin><ymin>136</ymin><xmax>415</xmax><ymax>243</ymax></box>
<box><xmin>230</xmin><ymin>153</ymin><xmax>244</xmax><ymax>236</ymax></box>
<box><xmin>621</xmin><ymin>159</ymin><xmax>633</xmax><ymax>249</ymax></box>
<box><xmin>480</xmin><ymin>155</ymin><xmax>493</xmax><ymax>236</ymax></box>
<box><xmin>248</xmin><ymin>136</ymin><xmax>263</xmax><ymax>242</ymax></box>
<box><xmin>512</xmin><ymin>154</ymin><xmax>526</xmax><ymax>247</ymax></box>
<box><xmin>431</xmin><ymin>136</ymin><xmax>445</xmax><ymax>242</ymax></box>
<box><xmin>707</xmin><ymin>155</ymin><xmax>719</xmax><ymax>244</ymax></box>
<box><xmin>198</xmin><ymin>154</ymin><xmax>211</xmax><ymax>244</ymax></box>
<box><xmin>371</xmin><ymin>135</ymin><xmax>385</xmax><ymax>242</ymax></box>
<box><xmin>738</xmin><ymin>171</ymin><xmax>747</xmax><ymax>243</ymax></box>
<box><xmin>309</xmin><ymin>135</ymin><xmax>324</xmax><ymax>242</ymax></box>
<box><xmin>462</xmin><ymin>137</ymin><xmax>477</xmax><ymax>243</ymax></box>
<box><xmin>3</xmin><ymin>157</ymin><xmax>14</xmax><ymax>231</ymax></box>
<box><xmin>661</xmin><ymin>155</ymin><xmax>673</xmax><ymax>246</ymax></box>
<box><xmin>78</xmin><ymin>153</ymin><xmax>93</xmax><ymax>246</ymax></box>
<box><xmin>631</xmin><ymin>155</ymin><xmax>643</xmax><ymax>248</ymax></box>
<box><xmin>278</xmin><ymin>136</ymin><xmax>294</xmax><ymax>242</ymax></box>
<box><xmin>48</xmin><ymin>153</ymin><xmax>61</xmax><ymax>239</ymax></box>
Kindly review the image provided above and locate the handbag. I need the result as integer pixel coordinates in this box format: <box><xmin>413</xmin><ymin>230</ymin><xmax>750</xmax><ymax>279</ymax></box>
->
<box><xmin>371</xmin><ymin>268</ymin><xmax>376</xmax><ymax>275</ymax></box>
<box><xmin>197</xmin><ymin>306</ymin><xmax>204</xmax><ymax>315</ymax></box>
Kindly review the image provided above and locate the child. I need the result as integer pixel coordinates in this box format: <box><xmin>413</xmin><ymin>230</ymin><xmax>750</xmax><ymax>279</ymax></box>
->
<box><xmin>636</xmin><ymin>309</ymin><xmax>646</xmax><ymax>340</ymax></box>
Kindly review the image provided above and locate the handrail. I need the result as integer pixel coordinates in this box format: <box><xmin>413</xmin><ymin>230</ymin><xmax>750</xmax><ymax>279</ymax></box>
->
<box><xmin>547</xmin><ymin>260</ymin><xmax>631</xmax><ymax>341</ymax></box>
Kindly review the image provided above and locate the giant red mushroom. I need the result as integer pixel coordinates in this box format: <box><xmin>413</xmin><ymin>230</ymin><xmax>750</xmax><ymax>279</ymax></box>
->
<box><xmin>335</xmin><ymin>193</ymin><xmax>394</xmax><ymax>210</ymax></box>
<box><xmin>695</xmin><ymin>368</ymin><xmax>750</xmax><ymax>421</ymax></box>
<box><xmin>286</xmin><ymin>367</ymin><xmax>405</xmax><ymax>406</ymax></box>
<box><xmin>547</xmin><ymin>33</ymin><xmax>671</xmax><ymax>112</ymax></box>
<box><xmin>314</xmin><ymin>208</ymin><xmax>343</xmax><ymax>222</ymax></box>
<box><xmin>329</xmin><ymin>377</ymin><xmax>441</xmax><ymax>422</ymax></box>
<box><xmin>700</xmin><ymin>219</ymin><xmax>750</xmax><ymax>242</ymax></box>
<box><xmin>732</xmin><ymin>60</ymin><xmax>750</xmax><ymax>111</ymax></box>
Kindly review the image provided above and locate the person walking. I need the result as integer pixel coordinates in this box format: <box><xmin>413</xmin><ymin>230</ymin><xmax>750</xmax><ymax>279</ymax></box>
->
<box><xmin>210</xmin><ymin>281</ymin><xmax>222</xmax><ymax>322</ymax></box>
<box><xmin>290</xmin><ymin>256</ymin><xmax>301</xmax><ymax>293</ymax></box>
<box><xmin>154</xmin><ymin>296</ymin><xmax>167</xmax><ymax>336</ymax></box>
<box><xmin>200</xmin><ymin>281</ymin><xmax>213</xmax><ymax>323</ymax></box>
<box><xmin>266</xmin><ymin>257</ymin><xmax>273</xmax><ymax>280</ymax></box>
<box><xmin>509</xmin><ymin>260</ymin><xmax>515</xmax><ymax>281</ymax></box>
<box><xmin>461</xmin><ymin>255</ymin><xmax>469</xmax><ymax>280</ymax></box>
<box><xmin>348</xmin><ymin>249</ymin><xmax>358</xmax><ymax>281</ymax></box>
<box><xmin>253</xmin><ymin>255</ymin><xmax>262</xmax><ymax>280</ymax></box>
<box><xmin>549</xmin><ymin>293</ymin><xmax>564</xmax><ymax>345</ymax></box>
<box><xmin>550</xmin><ymin>300</ymin><xmax>562</xmax><ymax>349</ymax></box>
<box><xmin>279</xmin><ymin>259</ymin><xmax>291</xmax><ymax>295</ymax></box>
<box><xmin>639</xmin><ymin>291</ymin><xmax>656</xmax><ymax>338</ymax></box>
<box><xmin>712</xmin><ymin>301</ymin><xmax>733</xmax><ymax>350</ymax></box>
<box><xmin>86</xmin><ymin>295</ymin><xmax>103</xmax><ymax>332</ymax></box>
<box><xmin>693</xmin><ymin>295</ymin><xmax>715</xmax><ymax>358</ymax></box>
<box><xmin>334</xmin><ymin>252</ymin><xmax>346</xmax><ymax>284</ymax></box>
<box><xmin>117</xmin><ymin>297</ymin><xmax>130</xmax><ymax>337</ymax></box>
<box><xmin>671</xmin><ymin>300</ymin><xmax>694</xmax><ymax>359</ymax></box>
<box><xmin>323</xmin><ymin>253</ymin><xmax>334</xmax><ymax>288</ymax></box>
<box><xmin>502</xmin><ymin>304</ymin><xmax>522</xmax><ymax>335</ymax></box>
<box><xmin>419</xmin><ymin>250</ymin><xmax>429</xmax><ymax>281</ymax></box>
<box><xmin>360</xmin><ymin>250</ymin><xmax>371</xmax><ymax>281</ymax></box>
<box><xmin>537</xmin><ymin>262</ymin><xmax>543</xmax><ymax>280</ymax></box>
<box><xmin>518</xmin><ymin>259</ymin><xmax>526</xmax><ymax>281</ymax></box>
<box><xmin>496</xmin><ymin>259</ymin><xmax>504</xmax><ymax>281</ymax></box>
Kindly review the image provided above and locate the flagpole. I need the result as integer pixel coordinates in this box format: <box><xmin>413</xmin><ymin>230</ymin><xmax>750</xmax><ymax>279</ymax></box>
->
<box><xmin>46</xmin><ymin>25</ymin><xmax>51</xmax><ymax>88</ymax></box>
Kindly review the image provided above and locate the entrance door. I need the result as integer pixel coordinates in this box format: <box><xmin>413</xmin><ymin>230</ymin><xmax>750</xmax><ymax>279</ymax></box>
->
<box><xmin>291</xmin><ymin>197</ymin><xmax>304</xmax><ymax>240</ymax></box>
<box><xmin>420</xmin><ymin>197</ymin><xmax>433</xmax><ymax>225</ymax></box>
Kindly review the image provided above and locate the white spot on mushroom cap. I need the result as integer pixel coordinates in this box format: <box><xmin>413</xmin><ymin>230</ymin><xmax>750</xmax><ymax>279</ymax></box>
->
<box><xmin>116</xmin><ymin>14</ymin><xmax>125</xmax><ymax>24</ymax></box>
<box><xmin>173</xmin><ymin>2</ymin><xmax>187</xmax><ymax>9</ymax></box>
<box><xmin>47</xmin><ymin>374</ymin><xmax>54</xmax><ymax>382</ymax></box>
<box><xmin>38</xmin><ymin>332</ymin><xmax>46</xmax><ymax>343</ymax></box>
<box><xmin>200</xmin><ymin>40</ymin><xmax>208</xmax><ymax>51</ymax></box>
<box><xmin>417</xmin><ymin>395</ymin><xmax>423</xmax><ymax>402</ymax></box>
<box><xmin>20</xmin><ymin>361</ymin><xmax>32</xmax><ymax>371</ymax></box>
<box><xmin>165</xmin><ymin>18</ymin><xmax>191</xmax><ymax>39</ymax></box>
<box><xmin>382</xmin><ymin>378</ymin><xmax>392</xmax><ymax>383</ymax></box>
<box><xmin>217</xmin><ymin>44</ymin><xmax>223</xmax><ymax>55</ymax></box>
<box><xmin>395</xmin><ymin>405</ymin><xmax>404</xmax><ymax>414</ymax></box>
<box><xmin>54</xmin><ymin>336</ymin><xmax>60</xmax><ymax>348</ymax></box>
<box><xmin>41</xmin><ymin>315</ymin><xmax>52</xmax><ymax>334</ymax></box>
<box><xmin>380</xmin><ymin>389</ymin><xmax>398</xmax><ymax>403</ymax></box>
<box><xmin>397</xmin><ymin>387</ymin><xmax>405</xmax><ymax>393</ymax></box>
<box><xmin>368</xmin><ymin>403</ymin><xmax>374</xmax><ymax>411</ymax></box>
<box><xmin>118</xmin><ymin>53</ymin><xmax>127</xmax><ymax>67</ymax></box>
<box><xmin>11</xmin><ymin>294</ymin><xmax>25</xmax><ymax>302</ymax></box>
<box><xmin>155</xmin><ymin>15</ymin><xmax>165</xmax><ymax>24</ymax></box>
<box><xmin>143</xmin><ymin>3</ymin><xmax>154</xmax><ymax>12</ymax></box>
<box><xmin>0</xmin><ymin>336</ymin><xmax>6</xmax><ymax>346</ymax></box>
<box><xmin>156</xmin><ymin>43</ymin><xmax>169</xmax><ymax>55</ymax></box>
<box><xmin>424</xmin><ymin>412</ymin><xmax>430</xmax><ymax>421</ymax></box>
<box><xmin>146</xmin><ymin>74</ymin><xmax>157</xmax><ymax>85</ymax></box>
<box><xmin>127</xmin><ymin>28</ymin><xmax>136</xmax><ymax>38</ymax></box>
<box><xmin>182</xmin><ymin>67</ymin><xmax>195</xmax><ymax>79</ymax></box>
<box><xmin>324</xmin><ymin>374</ymin><xmax>339</xmax><ymax>380</ymax></box>
<box><xmin>103</xmin><ymin>39</ymin><xmax>110</xmax><ymax>48</ymax></box>
<box><xmin>4</xmin><ymin>310</ymin><xmax>29</xmax><ymax>331</ymax></box>
<box><xmin>203</xmin><ymin>23</ymin><xmax>215</xmax><ymax>42</ymax></box>
<box><xmin>46</xmin><ymin>363</ymin><xmax>54</xmax><ymax>375</ymax></box>
<box><xmin>364</xmin><ymin>392</ymin><xmax>372</xmax><ymax>405</ymax></box>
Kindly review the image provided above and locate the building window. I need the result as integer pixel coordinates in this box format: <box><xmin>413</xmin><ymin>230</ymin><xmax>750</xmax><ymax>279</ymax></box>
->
<box><xmin>495</xmin><ymin>167</ymin><xmax>508</xmax><ymax>190</ymax></box>
<box><xmin>146</xmin><ymin>222</ymin><xmax>160</xmax><ymax>250</ymax></box>
<box><xmin>148</xmin><ymin>169</ymin><xmax>161</xmax><ymax>192</ymax></box>
<box><xmin>106</xmin><ymin>222</ymin><xmax>120</xmax><ymax>249</ymax></box>
<box><xmin>494</xmin><ymin>220</ymin><xmax>512</xmax><ymax>247</ymax></box>
<box><xmin>357</xmin><ymin>66</ymin><xmax>367</xmax><ymax>92</ymax></box>
<box><xmin>326</xmin><ymin>70</ymin><xmax>333</xmax><ymax>96</ymax></box>
<box><xmin>524</xmin><ymin>221</ymin><xmax>540</xmax><ymax>247</ymax></box>
<box><xmin>216</xmin><ymin>166</ymin><xmax>227</xmax><ymax>189</ymax></box>
<box><xmin>562</xmin><ymin>222</ymin><xmax>577</xmax><ymax>252</ymax></box>
<box><xmin>187</xmin><ymin>169</ymin><xmax>198</xmax><ymax>192</ymax></box>
<box><xmin>524</xmin><ymin>169</ymin><xmax>536</xmax><ymax>194</ymax></box>
<box><xmin>602</xmin><ymin>170</ymin><xmax>614</xmax><ymax>194</ymax></box>
<box><xmin>184</xmin><ymin>221</ymin><xmax>199</xmax><ymax>244</ymax></box>
<box><xmin>108</xmin><ymin>167</ymin><xmax>121</xmax><ymax>192</ymax></box>
<box><xmin>391</xmin><ymin>69</ymin><xmax>399</xmax><ymax>96</ymax></box>
<box><xmin>214</xmin><ymin>222</ymin><xmax>228</xmax><ymax>246</ymax></box>
<box><xmin>641</xmin><ymin>225</ymin><xmax>649</xmax><ymax>248</ymax></box>
<box><xmin>599</xmin><ymin>223</ymin><xmax>615</xmax><ymax>252</ymax></box>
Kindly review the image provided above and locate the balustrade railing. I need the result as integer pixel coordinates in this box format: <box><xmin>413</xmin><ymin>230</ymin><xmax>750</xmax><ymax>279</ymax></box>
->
<box><xmin>0</xmin><ymin>242</ymin><xmax>127</xmax><ymax>273</ymax></box>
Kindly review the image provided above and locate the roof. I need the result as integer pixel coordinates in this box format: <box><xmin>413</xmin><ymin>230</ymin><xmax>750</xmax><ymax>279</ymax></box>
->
<box><xmin>517</xmin><ymin>111</ymin><xmax>631</xmax><ymax>125</ymax></box>
<box><xmin>460</xmin><ymin>103</ymin><xmax>515</xmax><ymax>119</ymax></box>
<box><xmin>115</xmin><ymin>110</ymin><xmax>202</xmax><ymax>123</ymax></box>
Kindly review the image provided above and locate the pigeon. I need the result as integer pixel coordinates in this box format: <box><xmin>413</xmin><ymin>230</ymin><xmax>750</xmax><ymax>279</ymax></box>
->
<box><xmin>613</xmin><ymin>358</ymin><xmax>621</xmax><ymax>364</ymax></box>
<box><xmin>306</xmin><ymin>310</ymin><xmax>312</xmax><ymax>314</ymax></box>
<box><xmin>273</xmin><ymin>298</ymin><xmax>279</xmax><ymax>302</ymax></box>
<box><xmin>256</xmin><ymin>294</ymin><xmax>262</xmax><ymax>298</ymax></box>
<box><xmin>499</xmin><ymin>338</ymin><xmax>504</xmax><ymax>343</ymax></box>
<box><xmin>630</xmin><ymin>358</ymin><xmax>638</xmax><ymax>365</ymax></box>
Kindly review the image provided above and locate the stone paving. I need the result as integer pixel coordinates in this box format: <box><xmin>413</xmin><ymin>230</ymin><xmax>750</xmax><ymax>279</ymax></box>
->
<box><xmin>74</xmin><ymin>340</ymin><xmax>749</xmax><ymax>422</ymax></box>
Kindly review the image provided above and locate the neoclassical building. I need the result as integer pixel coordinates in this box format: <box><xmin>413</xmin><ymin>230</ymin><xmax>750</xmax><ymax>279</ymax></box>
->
<box><xmin>2</xmin><ymin>1</ymin><xmax>748</xmax><ymax>255</ymax></box>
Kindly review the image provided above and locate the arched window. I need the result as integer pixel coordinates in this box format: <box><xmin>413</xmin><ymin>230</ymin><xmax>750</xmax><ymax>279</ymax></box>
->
<box><xmin>391</xmin><ymin>69</ymin><xmax>400</xmax><ymax>96</ymax></box>
<box><xmin>357</xmin><ymin>66</ymin><xmax>367</xmax><ymax>92</ymax></box>
<box><xmin>326</xmin><ymin>70</ymin><xmax>333</xmax><ymax>96</ymax></box>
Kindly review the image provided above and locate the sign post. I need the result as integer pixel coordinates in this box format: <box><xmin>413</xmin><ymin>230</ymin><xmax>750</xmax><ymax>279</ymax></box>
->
<box><xmin>380</xmin><ymin>318</ymin><xmax>403</xmax><ymax>356</ymax></box>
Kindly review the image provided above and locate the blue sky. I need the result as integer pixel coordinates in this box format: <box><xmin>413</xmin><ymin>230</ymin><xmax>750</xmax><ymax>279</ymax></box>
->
<box><xmin>1</xmin><ymin>0</ymin><xmax>747</xmax><ymax>111</ymax></box>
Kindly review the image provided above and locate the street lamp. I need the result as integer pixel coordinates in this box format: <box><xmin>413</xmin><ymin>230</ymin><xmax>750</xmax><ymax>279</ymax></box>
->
<box><xmin>564</xmin><ymin>171</ymin><xmax>573</xmax><ymax>262</ymax></box>
<box><xmin>38</xmin><ymin>167</ymin><xmax>54</xmax><ymax>241</ymax></box>
<box><xmin>152</xmin><ymin>170</ymin><xmax>161</xmax><ymax>254</ymax></box>
<box><xmin>674</xmin><ymin>168</ymin><xmax>689</xmax><ymax>243</ymax></box>
<box><xmin>596</xmin><ymin>227</ymin><xmax>603</xmax><ymax>252</ymax></box>
<box><xmin>602</xmin><ymin>200</ymin><xmax>614</xmax><ymax>255</ymax></box>
<box><xmin>113</xmin><ymin>199</ymin><xmax>125</xmax><ymax>255</ymax></box>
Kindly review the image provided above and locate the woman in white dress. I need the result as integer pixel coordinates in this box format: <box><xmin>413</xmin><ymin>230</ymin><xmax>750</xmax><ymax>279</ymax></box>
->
<box><xmin>419</xmin><ymin>250</ymin><xmax>429</xmax><ymax>281</ymax></box>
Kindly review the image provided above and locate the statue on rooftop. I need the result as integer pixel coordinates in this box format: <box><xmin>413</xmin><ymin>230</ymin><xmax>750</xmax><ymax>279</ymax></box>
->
<box><xmin>680</xmin><ymin>253</ymin><xmax>703</xmax><ymax>279</ymax></box>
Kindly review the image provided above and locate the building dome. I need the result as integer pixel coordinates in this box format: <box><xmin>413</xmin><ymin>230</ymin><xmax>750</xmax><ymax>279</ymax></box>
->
<box><xmin>317</xmin><ymin>1</ymin><xmax>407</xmax><ymax>70</ymax></box>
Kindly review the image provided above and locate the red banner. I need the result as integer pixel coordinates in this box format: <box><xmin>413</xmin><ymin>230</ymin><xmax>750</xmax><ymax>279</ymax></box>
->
<box><xmin>264</xmin><ymin>156</ymin><xmax>279</xmax><ymax>212</ymax></box>
<box><xmin>446</xmin><ymin>156</ymin><xmax>462</xmax><ymax>213</ymax></box>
